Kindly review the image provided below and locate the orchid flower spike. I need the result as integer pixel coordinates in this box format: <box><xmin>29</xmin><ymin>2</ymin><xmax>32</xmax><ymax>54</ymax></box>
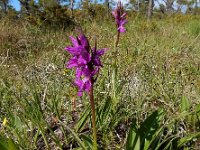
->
<box><xmin>65</xmin><ymin>33</ymin><xmax>108</xmax><ymax>96</ymax></box>
<box><xmin>112</xmin><ymin>1</ymin><xmax>128</xmax><ymax>33</ymax></box>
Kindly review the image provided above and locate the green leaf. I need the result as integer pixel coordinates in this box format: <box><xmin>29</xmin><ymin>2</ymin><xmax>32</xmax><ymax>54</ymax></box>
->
<box><xmin>75</xmin><ymin>106</ymin><xmax>90</xmax><ymax>132</ymax></box>
<box><xmin>143</xmin><ymin>126</ymin><xmax>164</xmax><ymax>150</ymax></box>
<box><xmin>14</xmin><ymin>115</ymin><xmax>23</xmax><ymax>131</ymax></box>
<box><xmin>80</xmin><ymin>134</ymin><xmax>93</xmax><ymax>150</ymax></box>
<box><xmin>7</xmin><ymin>139</ymin><xmax>18</xmax><ymax>150</ymax></box>
<box><xmin>126</xmin><ymin>120</ymin><xmax>140</xmax><ymax>150</ymax></box>
<box><xmin>101</xmin><ymin>97</ymin><xmax>112</xmax><ymax>122</ymax></box>
<box><xmin>66</xmin><ymin>126</ymin><xmax>87</xmax><ymax>150</ymax></box>
<box><xmin>0</xmin><ymin>139</ymin><xmax>8</xmax><ymax>150</ymax></box>
<box><xmin>97</xmin><ymin>97</ymin><xmax>112</xmax><ymax>128</ymax></box>
<box><xmin>177</xmin><ymin>132</ymin><xmax>200</xmax><ymax>148</ymax></box>
<box><xmin>0</xmin><ymin>138</ymin><xmax>18</xmax><ymax>150</ymax></box>
<box><xmin>180</xmin><ymin>96</ymin><xmax>190</xmax><ymax>112</ymax></box>
<box><xmin>195</xmin><ymin>104</ymin><xmax>200</xmax><ymax>117</ymax></box>
<box><xmin>140</xmin><ymin>109</ymin><xmax>164</xmax><ymax>150</ymax></box>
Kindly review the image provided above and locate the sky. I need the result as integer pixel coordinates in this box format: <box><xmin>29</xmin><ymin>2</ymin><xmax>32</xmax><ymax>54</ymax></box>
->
<box><xmin>10</xmin><ymin>0</ymin><xmax>20</xmax><ymax>11</ymax></box>
<box><xmin>9</xmin><ymin>0</ymin><xmax>196</xmax><ymax>12</ymax></box>
<box><xmin>10</xmin><ymin>0</ymin><xmax>131</xmax><ymax>11</ymax></box>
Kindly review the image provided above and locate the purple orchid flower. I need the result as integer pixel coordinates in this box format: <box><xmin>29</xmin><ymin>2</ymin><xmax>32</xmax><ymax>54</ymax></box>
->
<box><xmin>65</xmin><ymin>33</ymin><xmax>107</xmax><ymax>96</ymax></box>
<box><xmin>112</xmin><ymin>1</ymin><xmax>128</xmax><ymax>33</ymax></box>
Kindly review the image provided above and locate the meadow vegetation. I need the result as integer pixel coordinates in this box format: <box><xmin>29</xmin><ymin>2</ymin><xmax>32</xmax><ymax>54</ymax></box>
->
<box><xmin>0</xmin><ymin>13</ymin><xmax>200</xmax><ymax>149</ymax></box>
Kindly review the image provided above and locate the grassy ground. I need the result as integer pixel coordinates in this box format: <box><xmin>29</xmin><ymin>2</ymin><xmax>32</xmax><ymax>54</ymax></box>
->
<box><xmin>0</xmin><ymin>14</ymin><xmax>200</xmax><ymax>149</ymax></box>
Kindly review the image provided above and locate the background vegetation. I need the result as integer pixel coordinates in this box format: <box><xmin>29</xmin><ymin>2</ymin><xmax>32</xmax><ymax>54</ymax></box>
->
<box><xmin>0</xmin><ymin>0</ymin><xmax>200</xmax><ymax>149</ymax></box>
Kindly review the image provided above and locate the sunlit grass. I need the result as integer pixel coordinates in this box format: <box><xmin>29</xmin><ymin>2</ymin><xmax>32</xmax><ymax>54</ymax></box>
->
<box><xmin>0</xmin><ymin>14</ymin><xmax>200</xmax><ymax>149</ymax></box>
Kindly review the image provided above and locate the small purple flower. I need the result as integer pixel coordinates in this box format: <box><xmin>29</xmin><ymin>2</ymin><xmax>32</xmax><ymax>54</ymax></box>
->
<box><xmin>65</xmin><ymin>33</ymin><xmax>107</xmax><ymax>96</ymax></box>
<box><xmin>92</xmin><ymin>47</ymin><xmax>106</xmax><ymax>67</ymax></box>
<box><xmin>112</xmin><ymin>1</ymin><xmax>128</xmax><ymax>33</ymax></box>
<box><xmin>74</xmin><ymin>77</ymin><xmax>91</xmax><ymax>97</ymax></box>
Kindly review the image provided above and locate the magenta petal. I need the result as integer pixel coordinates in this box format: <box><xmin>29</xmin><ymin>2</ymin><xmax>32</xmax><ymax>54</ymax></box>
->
<box><xmin>91</xmin><ymin>47</ymin><xmax>96</xmax><ymax>53</ymax></box>
<box><xmin>93</xmin><ymin>58</ymin><xmax>102</xmax><ymax>66</ymax></box>
<box><xmin>78</xmin><ymin>55</ymin><xmax>88</xmax><ymax>65</ymax></box>
<box><xmin>92</xmin><ymin>67</ymin><xmax>99</xmax><ymax>76</ymax></box>
<box><xmin>96</xmin><ymin>49</ymin><xmax>105</xmax><ymax>56</ymax></box>
<box><xmin>91</xmin><ymin>48</ymin><xmax>107</xmax><ymax>66</ymax></box>
<box><xmin>120</xmin><ymin>20</ymin><xmax>128</xmax><ymax>26</ymax></box>
<box><xmin>77</xmin><ymin>91</ymin><xmax>83</xmax><ymax>97</ymax></box>
<box><xmin>112</xmin><ymin>11</ymin><xmax>117</xmax><ymax>18</ymax></box>
<box><xmin>82</xmin><ymin>77</ymin><xmax>91</xmax><ymax>92</ymax></box>
<box><xmin>81</xmin><ymin>50</ymin><xmax>91</xmax><ymax>62</ymax></box>
<box><xmin>82</xmin><ymin>76</ymin><xmax>90</xmax><ymax>82</ymax></box>
<box><xmin>76</xmin><ymin>68</ymin><xmax>82</xmax><ymax>77</ymax></box>
<box><xmin>116</xmin><ymin>19</ymin><xmax>121</xmax><ymax>25</ymax></box>
<box><xmin>69</xmin><ymin>36</ymin><xmax>79</xmax><ymax>47</ymax></box>
<box><xmin>77</xmin><ymin>49</ymin><xmax>91</xmax><ymax>66</ymax></box>
<box><xmin>65</xmin><ymin>46</ymin><xmax>80</xmax><ymax>55</ymax></box>
<box><xmin>67</xmin><ymin>57</ymin><xmax>78</xmax><ymax>68</ymax></box>
<box><xmin>118</xmin><ymin>26</ymin><xmax>126</xmax><ymax>33</ymax></box>
<box><xmin>121</xmin><ymin>13</ymin><xmax>127</xmax><ymax>18</ymax></box>
<box><xmin>74</xmin><ymin>78</ymin><xmax>83</xmax><ymax>88</ymax></box>
<box><xmin>82</xmin><ymin>66</ymin><xmax>92</xmax><ymax>76</ymax></box>
<box><xmin>79</xmin><ymin>34</ymin><xmax>89</xmax><ymax>49</ymax></box>
<box><xmin>84</xmin><ymin>81</ymin><xmax>91</xmax><ymax>93</ymax></box>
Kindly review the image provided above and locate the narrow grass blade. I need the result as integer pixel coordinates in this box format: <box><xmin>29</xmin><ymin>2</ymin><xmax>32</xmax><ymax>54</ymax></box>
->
<box><xmin>178</xmin><ymin>132</ymin><xmax>200</xmax><ymax>148</ymax></box>
<box><xmin>80</xmin><ymin>134</ymin><xmax>93</xmax><ymax>150</ymax></box>
<box><xmin>75</xmin><ymin>106</ymin><xmax>90</xmax><ymax>132</ymax></box>
<box><xmin>180</xmin><ymin>96</ymin><xmax>190</xmax><ymax>112</ymax></box>
<box><xmin>66</xmin><ymin>125</ymin><xmax>87</xmax><ymax>150</ymax></box>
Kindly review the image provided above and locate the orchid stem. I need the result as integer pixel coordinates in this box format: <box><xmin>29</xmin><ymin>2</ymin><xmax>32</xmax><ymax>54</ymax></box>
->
<box><xmin>112</xmin><ymin>31</ymin><xmax>120</xmax><ymax>106</ymax></box>
<box><xmin>115</xmin><ymin>31</ymin><xmax>120</xmax><ymax>48</ymax></box>
<box><xmin>89</xmin><ymin>79</ymin><xmax>98</xmax><ymax>150</ymax></box>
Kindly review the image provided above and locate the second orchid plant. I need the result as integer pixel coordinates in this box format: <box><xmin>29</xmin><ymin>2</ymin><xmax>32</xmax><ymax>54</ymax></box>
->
<box><xmin>65</xmin><ymin>1</ymin><xmax>127</xmax><ymax>149</ymax></box>
<box><xmin>111</xmin><ymin>1</ymin><xmax>128</xmax><ymax>104</ymax></box>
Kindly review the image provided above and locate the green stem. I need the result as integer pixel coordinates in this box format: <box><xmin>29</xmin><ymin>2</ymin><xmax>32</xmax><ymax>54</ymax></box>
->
<box><xmin>38</xmin><ymin>125</ymin><xmax>50</xmax><ymax>149</ymax></box>
<box><xmin>89</xmin><ymin>79</ymin><xmax>98</xmax><ymax>150</ymax></box>
<box><xmin>112</xmin><ymin>31</ymin><xmax>120</xmax><ymax>105</ymax></box>
<box><xmin>114</xmin><ymin>31</ymin><xmax>120</xmax><ymax>70</ymax></box>
<box><xmin>115</xmin><ymin>31</ymin><xmax>120</xmax><ymax>48</ymax></box>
